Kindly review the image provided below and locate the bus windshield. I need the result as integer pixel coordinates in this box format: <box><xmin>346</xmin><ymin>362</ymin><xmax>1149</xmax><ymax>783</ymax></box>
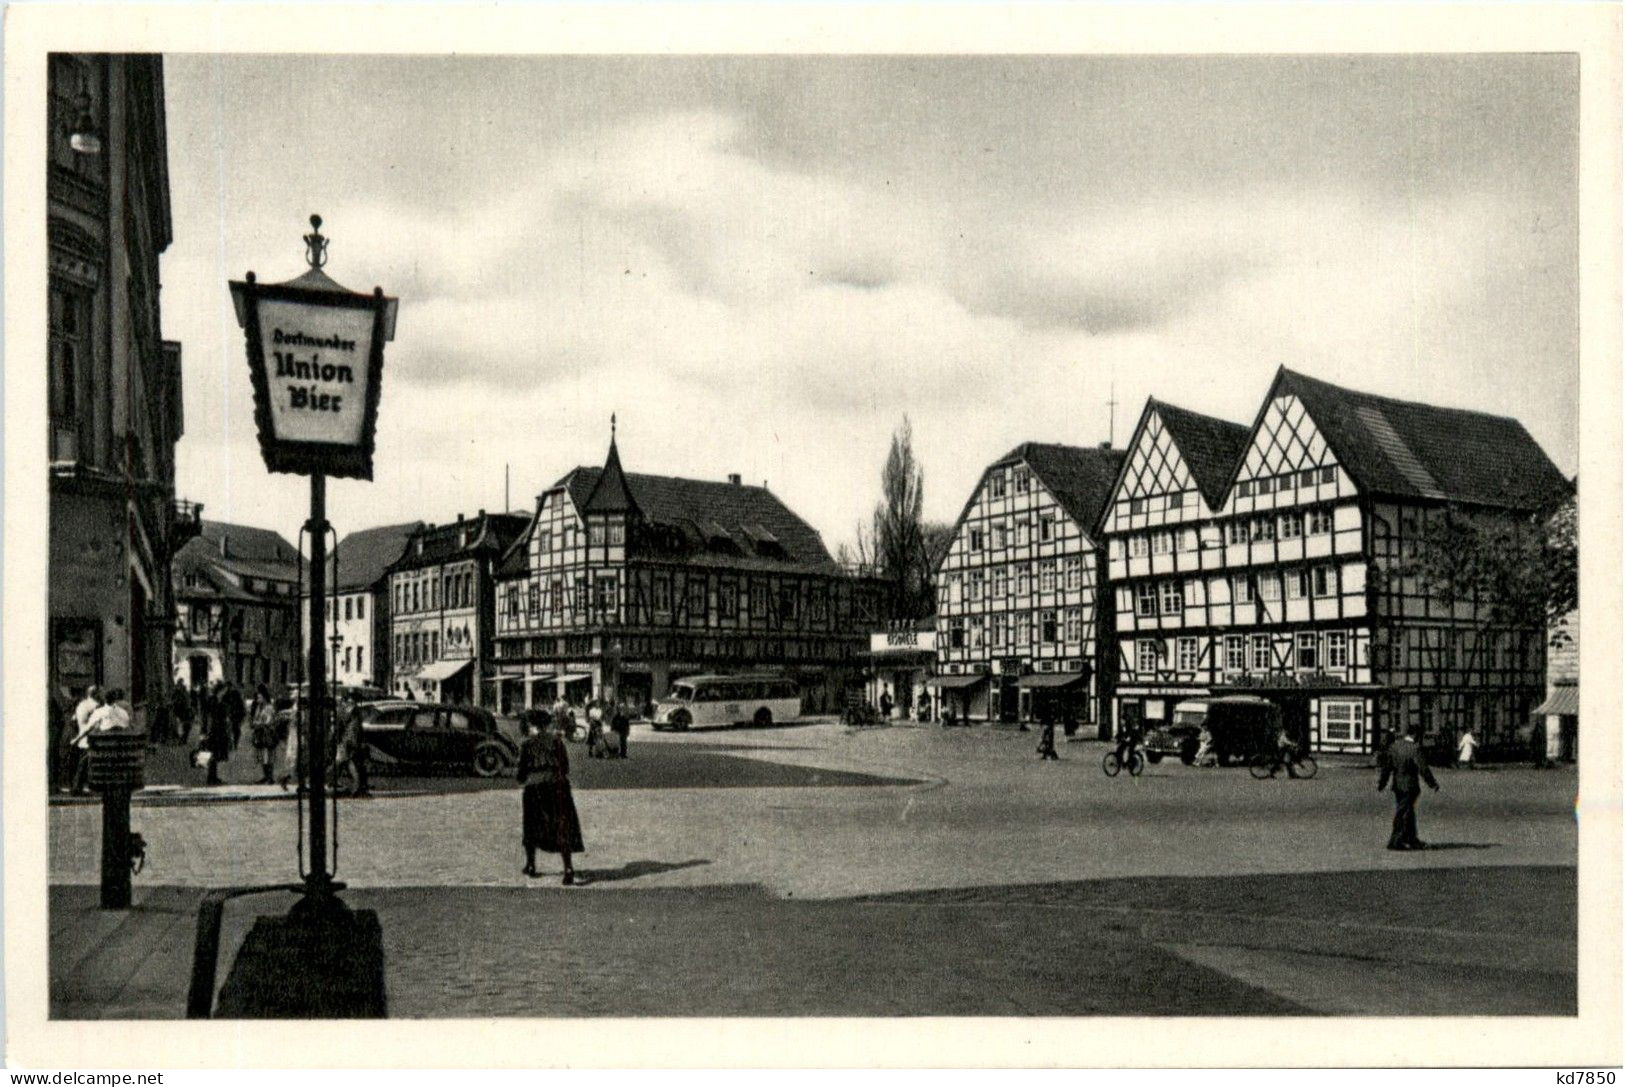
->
<box><xmin>669</xmin><ymin>684</ymin><xmax>694</xmax><ymax>703</ymax></box>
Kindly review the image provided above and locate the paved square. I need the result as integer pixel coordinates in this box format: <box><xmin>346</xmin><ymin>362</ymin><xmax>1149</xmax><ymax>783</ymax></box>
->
<box><xmin>49</xmin><ymin>720</ymin><xmax>1578</xmax><ymax>1017</ymax></box>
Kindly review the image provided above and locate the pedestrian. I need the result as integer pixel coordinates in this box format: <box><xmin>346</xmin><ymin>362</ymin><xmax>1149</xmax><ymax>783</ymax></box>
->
<box><xmin>1456</xmin><ymin>727</ymin><xmax>1479</xmax><ymax>771</ymax></box>
<box><xmin>1530</xmin><ymin>718</ymin><xmax>1549</xmax><ymax>769</ymax></box>
<box><xmin>203</xmin><ymin>685</ymin><xmax>232</xmax><ymax>786</ymax></box>
<box><xmin>879</xmin><ymin>690</ymin><xmax>893</xmax><ymax>719</ymax></box>
<box><xmin>88</xmin><ymin>688</ymin><xmax>133</xmax><ymax>733</ymax></box>
<box><xmin>222</xmin><ymin>683</ymin><xmax>247</xmax><ymax>750</ymax></box>
<box><xmin>404</xmin><ymin>685</ymin><xmax>416</xmax><ymax>701</ymax></box>
<box><xmin>1194</xmin><ymin>724</ymin><xmax>1217</xmax><ymax>767</ymax></box>
<box><xmin>1036</xmin><ymin>719</ymin><xmax>1058</xmax><ymax>760</ymax></box>
<box><xmin>516</xmin><ymin>710</ymin><xmax>584</xmax><ymax>885</ymax></box>
<box><xmin>68</xmin><ymin>685</ymin><xmax>104</xmax><ymax>794</ymax></box>
<box><xmin>249</xmin><ymin>683</ymin><xmax>278</xmax><ymax>784</ymax></box>
<box><xmin>611</xmin><ymin>702</ymin><xmax>631</xmax><ymax>759</ymax></box>
<box><xmin>172</xmin><ymin>680</ymin><xmax>195</xmax><ymax>745</ymax></box>
<box><xmin>338</xmin><ymin>703</ymin><xmax>370</xmax><ymax>796</ymax></box>
<box><xmin>1377</xmin><ymin>723</ymin><xmax>1439</xmax><ymax>851</ymax></box>
<box><xmin>277</xmin><ymin>701</ymin><xmax>302</xmax><ymax>792</ymax></box>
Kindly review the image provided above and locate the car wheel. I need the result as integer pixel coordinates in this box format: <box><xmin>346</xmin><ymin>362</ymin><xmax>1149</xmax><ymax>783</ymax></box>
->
<box><xmin>753</xmin><ymin>707</ymin><xmax>773</xmax><ymax>728</ymax></box>
<box><xmin>472</xmin><ymin>742</ymin><xmax>506</xmax><ymax>778</ymax></box>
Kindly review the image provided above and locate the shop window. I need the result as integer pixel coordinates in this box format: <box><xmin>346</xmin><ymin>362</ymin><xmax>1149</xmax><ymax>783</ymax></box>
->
<box><xmin>1322</xmin><ymin>700</ymin><xmax>1364</xmax><ymax>742</ymax></box>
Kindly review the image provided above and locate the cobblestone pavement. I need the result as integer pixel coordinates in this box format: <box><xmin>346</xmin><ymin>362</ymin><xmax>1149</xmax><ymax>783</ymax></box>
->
<box><xmin>48</xmin><ymin>721</ymin><xmax>1580</xmax><ymax>1017</ymax></box>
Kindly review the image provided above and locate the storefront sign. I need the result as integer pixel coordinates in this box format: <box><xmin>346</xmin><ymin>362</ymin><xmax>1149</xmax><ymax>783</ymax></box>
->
<box><xmin>1225</xmin><ymin>671</ymin><xmax>1347</xmax><ymax>690</ymax></box>
<box><xmin>869</xmin><ymin>629</ymin><xmax>937</xmax><ymax>653</ymax></box>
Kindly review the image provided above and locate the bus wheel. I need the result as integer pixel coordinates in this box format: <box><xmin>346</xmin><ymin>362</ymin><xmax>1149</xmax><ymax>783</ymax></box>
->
<box><xmin>672</xmin><ymin>710</ymin><xmax>691</xmax><ymax>732</ymax></box>
<box><xmin>754</xmin><ymin>707</ymin><xmax>773</xmax><ymax>728</ymax></box>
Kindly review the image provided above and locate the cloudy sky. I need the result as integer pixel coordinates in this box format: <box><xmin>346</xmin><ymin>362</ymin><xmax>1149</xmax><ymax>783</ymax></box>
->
<box><xmin>162</xmin><ymin>54</ymin><xmax>1579</xmax><ymax>551</ymax></box>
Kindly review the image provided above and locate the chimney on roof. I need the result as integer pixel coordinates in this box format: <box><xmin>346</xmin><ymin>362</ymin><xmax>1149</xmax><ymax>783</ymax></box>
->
<box><xmin>478</xmin><ymin>508</ymin><xmax>485</xmax><ymax>518</ymax></box>
<box><xmin>728</xmin><ymin>474</ymin><xmax>741</xmax><ymax>486</ymax></box>
<box><xmin>456</xmin><ymin>512</ymin><xmax>464</xmax><ymax>522</ymax></box>
<box><xmin>1099</xmin><ymin>441</ymin><xmax>1112</xmax><ymax>450</ymax></box>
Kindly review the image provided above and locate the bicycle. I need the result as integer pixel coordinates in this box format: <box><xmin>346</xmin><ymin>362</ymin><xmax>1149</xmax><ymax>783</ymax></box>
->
<box><xmin>1248</xmin><ymin>750</ymin><xmax>1319</xmax><ymax>780</ymax></box>
<box><xmin>1102</xmin><ymin>745</ymin><xmax>1146</xmax><ymax>777</ymax></box>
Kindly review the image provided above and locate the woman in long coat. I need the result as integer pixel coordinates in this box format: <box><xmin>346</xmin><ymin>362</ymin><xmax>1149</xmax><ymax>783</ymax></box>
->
<box><xmin>517</xmin><ymin>710</ymin><xmax>584</xmax><ymax>884</ymax></box>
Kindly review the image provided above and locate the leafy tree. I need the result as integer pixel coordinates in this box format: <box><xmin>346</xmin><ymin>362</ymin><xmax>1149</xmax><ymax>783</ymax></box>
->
<box><xmin>1402</xmin><ymin>498</ymin><xmax>1577</xmax><ymax>631</ymax></box>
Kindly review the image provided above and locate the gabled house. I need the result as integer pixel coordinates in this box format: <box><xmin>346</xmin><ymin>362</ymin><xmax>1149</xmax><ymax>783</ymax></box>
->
<box><xmin>931</xmin><ymin>441</ymin><xmax>1126</xmax><ymax>727</ymax></box>
<box><xmin>491</xmin><ymin>433</ymin><xmax>882</xmax><ymax>715</ymax></box>
<box><xmin>301</xmin><ymin>521</ymin><xmax>423</xmax><ymax>691</ymax></box>
<box><xmin>171</xmin><ymin>521</ymin><xmax>301</xmax><ymax>692</ymax></box>
<box><xmin>1102</xmin><ymin>367</ymin><xmax>1572</xmax><ymax>755</ymax></box>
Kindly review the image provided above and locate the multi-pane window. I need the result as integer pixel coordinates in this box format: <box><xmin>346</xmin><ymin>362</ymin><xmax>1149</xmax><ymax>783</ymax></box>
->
<box><xmin>948</xmin><ymin>573</ymin><xmax>963</xmax><ymax>606</ymax></box>
<box><xmin>1313</xmin><ymin>566</ymin><xmax>1336</xmax><ymax>597</ymax></box>
<box><xmin>1296</xmin><ymin>632</ymin><xmax>1318</xmax><ymax>670</ymax></box>
<box><xmin>991</xmin><ymin>472</ymin><xmax>1007</xmax><ymax>498</ymax></box>
<box><xmin>1152</xmin><ymin>532</ymin><xmax>1172</xmax><ymax>555</ymax></box>
<box><xmin>1251</xmin><ymin>517</ymin><xmax>1277</xmax><ymax>542</ymax></box>
<box><xmin>1016</xmin><ymin>564</ymin><xmax>1031</xmax><ymax>595</ymax></box>
<box><xmin>968</xmin><ymin>570</ymin><xmax>984</xmax><ymax>601</ymax></box>
<box><xmin>1309</xmin><ymin>507</ymin><xmax>1334</xmax><ymax>534</ymax></box>
<box><xmin>1136</xmin><ymin>583</ymin><xmax>1157</xmax><ymax>617</ymax></box>
<box><xmin>990</xmin><ymin>617</ymin><xmax>1005</xmax><ymax>648</ymax></box>
<box><xmin>574</xmin><ymin>578</ymin><xmax>590</xmax><ymax>615</ymax></box>
<box><xmin>608</xmin><ymin>522</ymin><xmax>625</xmax><ymax>546</ymax></box>
<box><xmin>1320</xmin><ymin>466</ymin><xmax>1336</xmax><ymax>485</ymax></box>
<box><xmin>537</xmin><ymin>530</ymin><xmax>550</xmax><ymax>555</ymax></box>
<box><xmin>601</xmin><ymin>577</ymin><xmax>622</xmax><ymax>617</ymax></box>
<box><xmin>1160</xmin><ymin>580</ymin><xmax>1183</xmax><ymax>615</ymax></box>
<box><xmin>1176</xmin><ymin>637</ymin><xmax>1199</xmax><ymax>671</ymax></box>
<box><xmin>652</xmin><ymin>576</ymin><xmax>672</xmax><ymax>613</ymax></box>
<box><xmin>1063</xmin><ymin>556</ymin><xmax>1082</xmax><ymax>590</ymax></box>
<box><xmin>1130</xmin><ymin>535</ymin><xmax>1149</xmax><ymax>558</ymax></box>
<box><xmin>948</xmin><ymin>621</ymin><xmax>965</xmax><ymax>649</ymax></box>
<box><xmin>1130</xmin><ymin>497</ymin><xmax>1147</xmax><ymax>515</ymax></box>
<box><xmin>1064</xmin><ymin>607</ymin><xmax>1082</xmax><ymax>642</ymax></box>
<box><xmin>1225</xmin><ymin>635</ymin><xmax>1245</xmax><ymax>672</ymax></box>
<box><xmin>1040</xmin><ymin>611</ymin><xmax>1057</xmax><ymax>643</ymax></box>
<box><xmin>1233</xmin><ymin>574</ymin><xmax>1256</xmax><ymax>604</ymax></box>
<box><xmin>1015</xmin><ymin>613</ymin><xmax>1032</xmax><ymax>646</ymax></box>
<box><xmin>1258</xmin><ymin>574</ymin><xmax>1282</xmax><ymax>602</ymax></box>
<box><xmin>1015</xmin><ymin>519</ymin><xmax>1030</xmax><ymax>547</ymax></box>
<box><xmin>750</xmin><ymin>581</ymin><xmax>769</xmax><ymax>617</ymax></box>
<box><xmin>1039</xmin><ymin>515</ymin><xmax>1055</xmax><ymax>542</ymax></box>
<box><xmin>1168</xmin><ymin>492</ymin><xmax>1184</xmax><ymax>510</ymax></box>
<box><xmin>49</xmin><ymin>284</ymin><xmax>89</xmax><ymax>439</ymax></box>
<box><xmin>1280</xmin><ymin>512</ymin><xmax>1304</xmax><ymax>539</ymax></box>
<box><xmin>1015</xmin><ymin>468</ymin><xmax>1031</xmax><ymax>493</ymax></box>
<box><xmin>357</xmin><ymin>596</ymin><xmax>365</xmax><ymax>619</ymax></box>
<box><xmin>992</xmin><ymin>566</ymin><xmax>1008</xmax><ymax>598</ymax></box>
<box><xmin>1299</xmin><ymin>468</ymin><xmax>1316</xmax><ymax>488</ymax></box>
<box><xmin>1039</xmin><ymin>560</ymin><xmax>1057</xmax><ymax>593</ymax></box>
<box><xmin>1136</xmin><ymin>639</ymin><xmax>1159</xmax><ymax>674</ymax></box>
<box><xmin>994</xmin><ymin>522</ymin><xmax>1009</xmax><ymax>550</ymax></box>
<box><xmin>1321</xmin><ymin>700</ymin><xmax>1364</xmax><ymax>742</ymax></box>
<box><xmin>969</xmin><ymin>528</ymin><xmax>984</xmax><ymax>552</ymax></box>
<box><xmin>550</xmin><ymin>579</ymin><xmax>563</xmax><ymax>615</ymax></box>
<box><xmin>527</xmin><ymin>585</ymin><xmax>540</xmax><ymax>617</ymax></box>
<box><xmin>1326</xmin><ymin>631</ymin><xmax>1349</xmax><ymax>669</ymax></box>
<box><xmin>718</xmin><ymin>580</ymin><xmax>738</xmax><ymax>619</ymax></box>
<box><xmin>1180</xmin><ymin>528</ymin><xmax>1198</xmax><ymax>552</ymax></box>
<box><xmin>1285</xmin><ymin>570</ymin><xmax>1308</xmax><ymax>600</ymax></box>
<box><xmin>1256</xmin><ymin>477</ymin><xmax>1273</xmax><ymax>496</ymax></box>
<box><xmin>1227</xmin><ymin>521</ymin><xmax>1248</xmax><ymax>545</ymax></box>
<box><xmin>687</xmin><ymin>578</ymin><xmax>706</xmax><ymax>617</ymax></box>
<box><xmin>1237</xmin><ymin>481</ymin><xmax>1254</xmax><ymax>498</ymax></box>
<box><xmin>1251</xmin><ymin>634</ymin><xmax>1272</xmax><ymax>671</ymax></box>
<box><xmin>969</xmin><ymin>616</ymin><xmax>984</xmax><ymax>649</ymax></box>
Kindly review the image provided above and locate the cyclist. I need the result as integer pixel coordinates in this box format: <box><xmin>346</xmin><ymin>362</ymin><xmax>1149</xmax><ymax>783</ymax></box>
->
<box><xmin>1114</xmin><ymin>719</ymin><xmax>1144</xmax><ymax>765</ymax></box>
<box><xmin>1268</xmin><ymin>726</ymin><xmax>1303</xmax><ymax>779</ymax></box>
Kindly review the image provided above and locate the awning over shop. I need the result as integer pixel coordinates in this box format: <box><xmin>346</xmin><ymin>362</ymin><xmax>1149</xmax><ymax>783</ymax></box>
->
<box><xmin>1533</xmin><ymin>684</ymin><xmax>1579</xmax><ymax>717</ymax></box>
<box><xmin>1015</xmin><ymin>672</ymin><xmax>1087</xmax><ymax>690</ymax></box>
<box><xmin>554</xmin><ymin>673</ymin><xmax>593</xmax><ymax>685</ymax></box>
<box><xmin>925</xmin><ymin>674</ymin><xmax>988</xmax><ymax>690</ymax></box>
<box><xmin>416</xmin><ymin>658</ymin><xmax>472</xmax><ymax>683</ymax></box>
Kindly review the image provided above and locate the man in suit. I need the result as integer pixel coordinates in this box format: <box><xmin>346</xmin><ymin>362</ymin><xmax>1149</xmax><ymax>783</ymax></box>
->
<box><xmin>1377</xmin><ymin>723</ymin><xmax>1440</xmax><ymax>850</ymax></box>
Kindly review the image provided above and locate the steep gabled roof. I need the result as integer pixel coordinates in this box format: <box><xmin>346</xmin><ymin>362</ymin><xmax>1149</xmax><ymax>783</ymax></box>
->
<box><xmin>1151</xmin><ymin>400</ymin><xmax>1252</xmax><ymax>509</ymax></box>
<box><xmin>1002</xmin><ymin>442</ymin><xmax>1127</xmax><ymax>531</ymax></box>
<box><xmin>1273</xmin><ymin>368</ymin><xmax>1572</xmax><ymax>513</ymax></box>
<box><xmin>582</xmin><ymin>436</ymin><xmax>639</xmax><ymax>516</ymax></box>
<box><xmin>530</xmin><ymin>465</ymin><xmax>838</xmax><ymax>575</ymax></box>
<box><xmin>196</xmin><ymin>520</ymin><xmax>299</xmax><ymax>567</ymax></box>
<box><xmin>328</xmin><ymin>521</ymin><xmax>424</xmax><ymax>592</ymax></box>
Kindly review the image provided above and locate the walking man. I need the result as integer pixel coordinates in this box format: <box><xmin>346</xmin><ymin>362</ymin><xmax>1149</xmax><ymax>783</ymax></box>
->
<box><xmin>1377</xmin><ymin>723</ymin><xmax>1439</xmax><ymax>850</ymax></box>
<box><xmin>610</xmin><ymin>702</ymin><xmax>631</xmax><ymax>759</ymax></box>
<box><xmin>68</xmin><ymin>685</ymin><xmax>104</xmax><ymax>794</ymax></box>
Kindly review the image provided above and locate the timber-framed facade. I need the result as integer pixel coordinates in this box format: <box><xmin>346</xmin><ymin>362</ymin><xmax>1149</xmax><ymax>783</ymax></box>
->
<box><xmin>1102</xmin><ymin>368</ymin><xmax>1572</xmax><ymax>755</ymax></box>
<box><xmin>491</xmin><ymin>436</ymin><xmax>882</xmax><ymax>714</ymax></box>
<box><xmin>932</xmin><ymin>442</ymin><xmax>1125</xmax><ymax>728</ymax></box>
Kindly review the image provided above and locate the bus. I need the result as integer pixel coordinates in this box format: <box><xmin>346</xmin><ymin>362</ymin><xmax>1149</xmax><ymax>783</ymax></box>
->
<box><xmin>651</xmin><ymin>674</ymin><xmax>802</xmax><ymax>731</ymax></box>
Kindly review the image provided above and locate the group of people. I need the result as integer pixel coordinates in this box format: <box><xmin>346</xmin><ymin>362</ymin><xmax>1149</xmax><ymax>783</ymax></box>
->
<box><xmin>52</xmin><ymin>685</ymin><xmax>134</xmax><ymax>794</ymax></box>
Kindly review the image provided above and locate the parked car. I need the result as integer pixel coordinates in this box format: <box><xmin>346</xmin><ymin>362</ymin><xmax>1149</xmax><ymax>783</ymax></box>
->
<box><xmin>346</xmin><ymin>700</ymin><xmax>517</xmax><ymax>777</ymax></box>
<box><xmin>1144</xmin><ymin>696</ymin><xmax>1282</xmax><ymax>766</ymax></box>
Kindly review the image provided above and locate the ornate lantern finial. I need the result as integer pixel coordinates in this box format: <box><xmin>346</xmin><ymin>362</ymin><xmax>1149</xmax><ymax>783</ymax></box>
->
<box><xmin>303</xmin><ymin>214</ymin><xmax>328</xmax><ymax>269</ymax></box>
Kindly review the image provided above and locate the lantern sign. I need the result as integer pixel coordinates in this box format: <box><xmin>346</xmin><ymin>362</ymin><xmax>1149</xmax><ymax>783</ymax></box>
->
<box><xmin>228</xmin><ymin>216</ymin><xmax>398</xmax><ymax>479</ymax></box>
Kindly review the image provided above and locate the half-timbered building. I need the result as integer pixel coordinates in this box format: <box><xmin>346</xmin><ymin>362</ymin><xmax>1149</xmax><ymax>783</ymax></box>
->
<box><xmin>491</xmin><ymin>435</ymin><xmax>882</xmax><ymax>714</ymax></box>
<box><xmin>931</xmin><ymin>442</ymin><xmax>1126</xmax><ymax>728</ymax></box>
<box><xmin>1103</xmin><ymin>368</ymin><xmax>1572</xmax><ymax>755</ymax></box>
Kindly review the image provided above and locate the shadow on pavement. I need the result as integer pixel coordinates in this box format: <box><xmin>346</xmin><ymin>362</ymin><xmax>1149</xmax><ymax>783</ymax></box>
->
<box><xmin>1417</xmin><ymin>842</ymin><xmax>1501</xmax><ymax>851</ymax></box>
<box><xmin>573</xmin><ymin>859</ymin><xmax>712</xmax><ymax>885</ymax></box>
